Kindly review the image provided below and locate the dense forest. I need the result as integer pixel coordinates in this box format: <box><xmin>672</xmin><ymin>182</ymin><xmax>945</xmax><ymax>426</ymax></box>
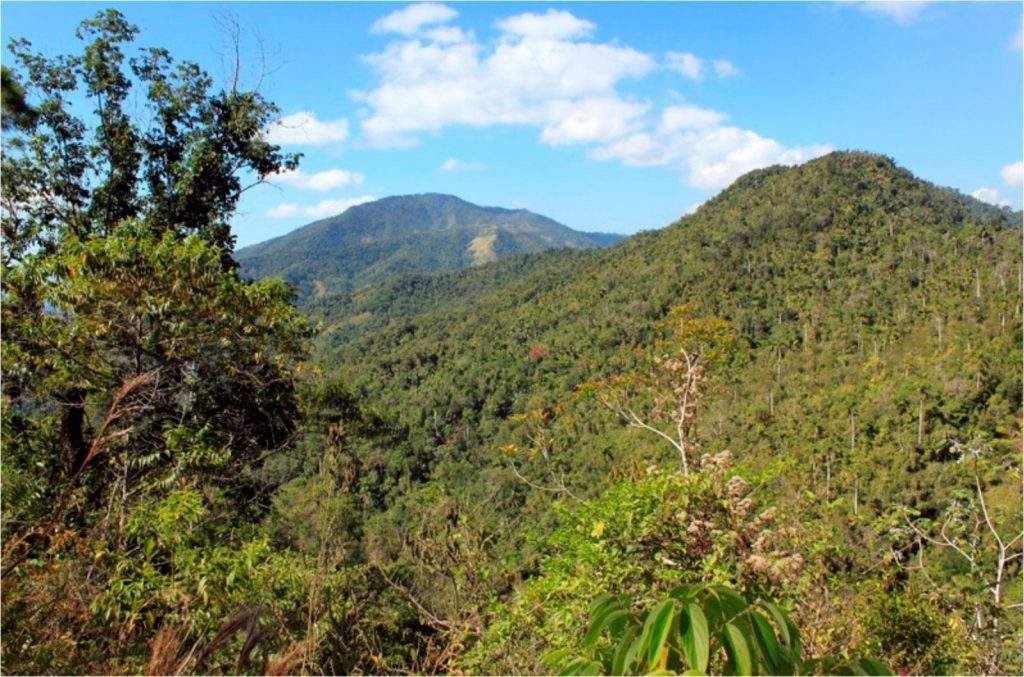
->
<box><xmin>2</xmin><ymin>12</ymin><xmax>1022</xmax><ymax>676</ymax></box>
<box><xmin>236</xmin><ymin>193</ymin><xmax>623</xmax><ymax>304</ymax></box>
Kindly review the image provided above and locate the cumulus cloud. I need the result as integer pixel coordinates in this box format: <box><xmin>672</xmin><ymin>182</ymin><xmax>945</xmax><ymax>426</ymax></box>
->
<box><xmin>271</xmin><ymin>168</ymin><xmax>364</xmax><ymax>191</ymax></box>
<box><xmin>971</xmin><ymin>187</ymin><xmax>1010</xmax><ymax>208</ymax></box>
<box><xmin>425</xmin><ymin>25</ymin><xmax>470</xmax><ymax>44</ymax></box>
<box><xmin>539</xmin><ymin>97</ymin><xmax>650</xmax><ymax>145</ymax></box>
<box><xmin>661</xmin><ymin>104</ymin><xmax>728</xmax><ymax>131</ymax></box>
<box><xmin>495</xmin><ymin>9</ymin><xmax>595</xmax><ymax>41</ymax></box>
<box><xmin>359</xmin><ymin>7</ymin><xmax>826</xmax><ymax>191</ymax></box>
<box><xmin>592</xmin><ymin>103</ymin><xmax>831</xmax><ymax>189</ymax></box>
<box><xmin>357</xmin><ymin>8</ymin><xmax>654</xmax><ymax>148</ymax></box>
<box><xmin>372</xmin><ymin>2</ymin><xmax>457</xmax><ymax>36</ymax></box>
<box><xmin>265</xmin><ymin>112</ymin><xmax>349</xmax><ymax>145</ymax></box>
<box><xmin>665</xmin><ymin>52</ymin><xmax>704</xmax><ymax>80</ymax></box>
<box><xmin>1001</xmin><ymin>161</ymin><xmax>1024</xmax><ymax>188</ymax></box>
<box><xmin>440</xmin><ymin>157</ymin><xmax>484</xmax><ymax>172</ymax></box>
<box><xmin>851</xmin><ymin>1</ymin><xmax>931</xmax><ymax>24</ymax></box>
<box><xmin>265</xmin><ymin>195</ymin><xmax>376</xmax><ymax>220</ymax></box>
<box><xmin>665</xmin><ymin>53</ymin><xmax>740</xmax><ymax>81</ymax></box>
<box><xmin>713</xmin><ymin>59</ymin><xmax>741</xmax><ymax>78</ymax></box>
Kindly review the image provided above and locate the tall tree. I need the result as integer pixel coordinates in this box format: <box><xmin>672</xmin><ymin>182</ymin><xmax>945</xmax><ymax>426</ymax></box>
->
<box><xmin>1</xmin><ymin>8</ymin><xmax>308</xmax><ymax>591</ymax></box>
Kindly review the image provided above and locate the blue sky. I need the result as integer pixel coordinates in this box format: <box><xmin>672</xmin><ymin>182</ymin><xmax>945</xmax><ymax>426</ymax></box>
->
<box><xmin>3</xmin><ymin>1</ymin><xmax>1022</xmax><ymax>247</ymax></box>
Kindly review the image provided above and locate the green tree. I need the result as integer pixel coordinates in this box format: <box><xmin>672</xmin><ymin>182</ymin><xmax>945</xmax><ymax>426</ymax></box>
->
<box><xmin>0</xmin><ymin>11</ymin><xmax>311</xmax><ymax>672</ymax></box>
<box><xmin>1</xmin><ymin>8</ymin><xmax>298</xmax><ymax>261</ymax></box>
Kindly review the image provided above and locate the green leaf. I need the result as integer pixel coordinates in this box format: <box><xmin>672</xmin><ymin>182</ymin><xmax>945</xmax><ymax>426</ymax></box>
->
<box><xmin>645</xmin><ymin>598</ymin><xmax>677</xmax><ymax>669</ymax></box>
<box><xmin>723</xmin><ymin>622</ymin><xmax>753</xmax><ymax>676</ymax></box>
<box><xmin>669</xmin><ymin>584</ymin><xmax>699</xmax><ymax>602</ymax></box>
<box><xmin>543</xmin><ymin>648</ymin><xmax>573</xmax><ymax>670</ymax></box>
<box><xmin>591</xmin><ymin>593</ymin><xmax>621</xmax><ymax>617</ymax></box>
<box><xmin>758</xmin><ymin>602</ymin><xmax>791</xmax><ymax>650</ymax></box>
<box><xmin>586</xmin><ymin>607</ymin><xmax>631</xmax><ymax>647</ymax></box>
<box><xmin>561</xmin><ymin>658</ymin><xmax>604</xmax><ymax>676</ymax></box>
<box><xmin>681</xmin><ymin>603</ymin><xmax>709</xmax><ymax>673</ymax></box>
<box><xmin>857</xmin><ymin>658</ymin><xmax>893</xmax><ymax>675</ymax></box>
<box><xmin>621</xmin><ymin>627</ymin><xmax>647</xmax><ymax>675</ymax></box>
<box><xmin>760</xmin><ymin>600</ymin><xmax>800</xmax><ymax>660</ymax></box>
<box><xmin>749</xmin><ymin>611</ymin><xmax>782</xmax><ymax>672</ymax></box>
<box><xmin>713</xmin><ymin>586</ymin><xmax>748</xmax><ymax>621</ymax></box>
<box><xmin>611</xmin><ymin>624</ymin><xmax>641</xmax><ymax>676</ymax></box>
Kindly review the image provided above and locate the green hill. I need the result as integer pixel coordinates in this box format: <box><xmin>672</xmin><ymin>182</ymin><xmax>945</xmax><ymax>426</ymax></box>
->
<box><xmin>305</xmin><ymin>151</ymin><xmax>1020</xmax><ymax>672</ymax></box>
<box><xmin>236</xmin><ymin>193</ymin><xmax>624</xmax><ymax>302</ymax></box>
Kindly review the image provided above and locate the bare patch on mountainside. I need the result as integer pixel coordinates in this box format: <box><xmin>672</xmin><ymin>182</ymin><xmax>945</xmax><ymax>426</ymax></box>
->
<box><xmin>468</xmin><ymin>231</ymin><xmax>498</xmax><ymax>265</ymax></box>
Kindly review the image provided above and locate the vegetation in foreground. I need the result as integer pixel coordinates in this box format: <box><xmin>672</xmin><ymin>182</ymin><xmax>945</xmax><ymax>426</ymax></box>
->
<box><xmin>2</xmin><ymin>11</ymin><xmax>1021</xmax><ymax>676</ymax></box>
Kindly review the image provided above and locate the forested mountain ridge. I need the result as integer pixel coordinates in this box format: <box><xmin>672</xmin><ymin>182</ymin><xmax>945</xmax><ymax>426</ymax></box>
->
<box><xmin>2</xmin><ymin>10</ymin><xmax>1020</xmax><ymax>671</ymax></box>
<box><xmin>236</xmin><ymin>193</ymin><xmax>624</xmax><ymax>302</ymax></box>
<box><xmin>305</xmin><ymin>151</ymin><xmax>1021</xmax><ymax>673</ymax></box>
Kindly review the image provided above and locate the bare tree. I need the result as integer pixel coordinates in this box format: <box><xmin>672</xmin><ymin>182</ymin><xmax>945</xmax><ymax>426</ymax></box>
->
<box><xmin>592</xmin><ymin>305</ymin><xmax>735</xmax><ymax>475</ymax></box>
<box><xmin>904</xmin><ymin>441</ymin><xmax>1023</xmax><ymax>618</ymax></box>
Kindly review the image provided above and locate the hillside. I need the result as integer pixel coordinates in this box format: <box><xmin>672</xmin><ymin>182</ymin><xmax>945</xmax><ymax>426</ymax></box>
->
<box><xmin>236</xmin><ymin>193</ymin><xmax>624</xmax><ymax>302</ymax></box>
<box><xmin>6</xmin><ymin>8</ymin><xmax>1020</xmax><ymax>675</ymax></box>
<box><xmin>308</xmin><ymin>151</ymin><xmax>1021</xmax><ymax>672</ymax></box>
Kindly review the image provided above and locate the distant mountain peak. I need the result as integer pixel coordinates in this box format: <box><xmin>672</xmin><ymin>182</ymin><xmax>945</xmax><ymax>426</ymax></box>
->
<box><xmin>237</xmin><ymin>194</ymin><xmax>625</xmax><ymax>302</ymax></box>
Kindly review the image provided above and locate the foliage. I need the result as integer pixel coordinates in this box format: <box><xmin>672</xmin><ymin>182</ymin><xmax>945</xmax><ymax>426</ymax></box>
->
<box><xmin>858</xmin><ymin>585</ymin><xmax>970</xmax><ymax>676</ymax></box>
<box><xmin>556</xmin><ymin>586</ymin><xmax>890</xmax><ymax>676</ymax></box>
<box><xmin>1</xmin><ymin>64</ymin><xmax>38</xmax><ymax>130</ymax></box>
<box><xmin>237</xmin><ymin>193</ymin><xmax>623</xmax><ymax>303</ymax></box>
<box><xmin>0</xmin><ymin>11</ymin><xmax>312</xmax><ymax>674</ymax></box>
<box><xmin>1</xmin><ymin>8</ymin><xmax>298</xmax><ymax>261</ymax></box>
<box><xmin>462</xmin><ymin>458</ymin><xmax>804</xmax><ymax>674</ymax></box>
<box><xmin>310</xmin><ymin>151</ymin><xmax>1021</xmax><ymax>674</ymax></box>
<box><xmin>2</xmin><ymin>34</ymin><xmax>1021</xmax><ymax>675</ymax></box>
<box><xmin>2</xmin><ymin>222</ymin><xmax>309</xmax><ymax>527</ymax></box>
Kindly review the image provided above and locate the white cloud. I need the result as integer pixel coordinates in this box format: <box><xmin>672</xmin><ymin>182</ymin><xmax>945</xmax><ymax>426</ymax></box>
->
<box><xmin>357</xmin><ymin>11</ymin><xmax>654</xmax><ymax>149</ymax></box>
<box><xmin>971</xmin><ymin>187</ymin><xmax>1010</xmax><ymax>208</ymax></box>
<box><xmin>265</xmin><ymin>112</ymin><xmax>349</xmax><ymax>145</ymax></box>
<box><xmin>685</xmin><ymin>200</ymin><xmax>705</xmax><ymax>215</ymax></box>
<box><xmin>359</xmin><ymin>8</ymin><xmax>826</xmax><ymax>191</ymax></box>
<box><xmin>592</xmin><ymin>102</ymin><xmax>832</xmax><ymax>189</ymax></box>
<box><xmin>271</xmin><ymin>168</ymin><xmax>364</xmax><ymax>191</ymax></box>
<box><xmin>372</xmin><ymin>2</ymin><xmax>457</xmax><ymax>36</ymax></box>
<box><xmin>665</xmin><ymin>53</ymin><xmax>740</xmax><ymax>81</ymax></box>
<box><xmin>495</xmin><ymin>9</ymin><xmax>595</xmax><ymax>41</ymax></box>
<box><xmin>1001</xmin><ymin>161</ymin><xmax>1024</xmax><ymax>188</ymax></box>
<box><xmin>440</xmin><ymin>157</ymin><xmax>484</xmax><ymax>172</ymax></box>
<box><xmin>539</xmin><ymin>97</ymin><xmax>649</xmax><ymax>145</ymax></box>
<box><xmin>1013</xmin><ymin>27</ymin><xmax>1023</xmax><ymax>51</ymax></box>
<box><xmin>661</xmin><ymin>104</ymin><xmax>728</xmax><ymax>131</ymax></box>
<box><xmin>713</xmin><ymin>59</ymin><xmax>741</xmax><ymax>78</ymax></box>
<box><xmin>265</xmin><ymin>195</ymin><xmax>376</xmax><ymax>219</ymax></box>
<box><xmin>665</xmin><ymin>51</ymin><xmax>704</xmax><ymax>80</ymax></box>
<box><xmin>851</xmin><ymin>1</ymin><xmax>931</xmax><ymax>25</ymax></box>
<box><xmin>425</xmin><ymin>25</ymin><xmax>470</xmax><ymax>44</ymax></box>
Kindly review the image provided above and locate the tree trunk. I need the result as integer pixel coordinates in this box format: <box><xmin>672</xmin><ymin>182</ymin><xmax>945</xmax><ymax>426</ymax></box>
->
<box><xmin>60</xmin><ymin>388</ymin><xmax>88</xmax><ymax>476</ymax></box>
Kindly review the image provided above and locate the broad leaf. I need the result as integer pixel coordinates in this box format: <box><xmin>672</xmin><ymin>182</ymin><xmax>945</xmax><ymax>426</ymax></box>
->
<box><xmin>645</xmin><ymin>598</ymin><xmax>677</xmax><ymax>668</ymax></box>
<box><xmin>681</xmin><ymin>602</ymin><xmax>710</xmax><ymax>673</ymax></box>
<box><xmin>723</xmin><ymin>622</ymin><xmax>753</xmax><ymax>676</ymax></box>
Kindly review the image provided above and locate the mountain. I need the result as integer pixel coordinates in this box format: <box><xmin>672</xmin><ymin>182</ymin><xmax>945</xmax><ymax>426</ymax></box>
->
<box><xmin>306</xmin><ymin>152</ymin><xmax>1021</xmax><ymax>672</ymax></box>
<box><xmin>236</xmin><ymin>193</ymin><xmax>625</xmax><ymax>302</ymax></box>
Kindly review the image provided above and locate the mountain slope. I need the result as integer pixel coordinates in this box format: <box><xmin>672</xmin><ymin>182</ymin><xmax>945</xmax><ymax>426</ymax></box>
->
<box><xmin>317</xmin><ymin>151</ymin><xmax>1022</xmax><ymax>518</ymax></box>
<box><xmin>236</xmin><ymin>193</ymin><xmax>624</xmax><ymax>301</ymax></box>
<box><xmin>308</xmin><ymin>152</ymin><xmax>1020</xmax><ymax>671</ymax></box>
